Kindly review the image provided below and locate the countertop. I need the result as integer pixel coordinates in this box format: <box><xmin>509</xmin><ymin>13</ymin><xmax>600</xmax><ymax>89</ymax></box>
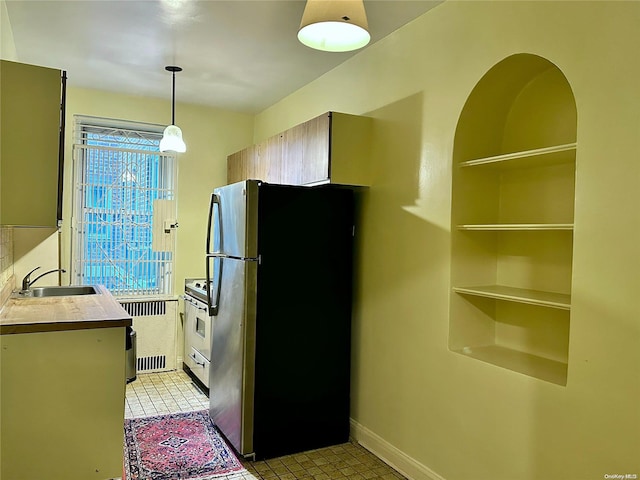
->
<box><xmin>0</xmin><ymin>284</ymin><xmax>132</xmax><ymax>335</ymax></box>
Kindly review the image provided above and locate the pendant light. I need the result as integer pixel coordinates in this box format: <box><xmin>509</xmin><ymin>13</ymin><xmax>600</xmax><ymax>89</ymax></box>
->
<box><xmin>298</xmin><ymin>0</ymin><xmax>370</xmax><ymax>52</ymax></box>
<box><xmin>160</xmin><ymin>65</ymin><xmax>186</xmax><ymax>153</ymax></box>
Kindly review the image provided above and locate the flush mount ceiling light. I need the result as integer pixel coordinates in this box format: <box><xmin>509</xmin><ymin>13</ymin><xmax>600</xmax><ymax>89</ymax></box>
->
<box><xmin>160</xmin><ymin>65</ymin><xmax>186</xmax><ymax>153</ymax></box>
<box><xmin>298</xmin><ymin>0</ymin><xmax>370</xmax><ymax>52</ymax></box>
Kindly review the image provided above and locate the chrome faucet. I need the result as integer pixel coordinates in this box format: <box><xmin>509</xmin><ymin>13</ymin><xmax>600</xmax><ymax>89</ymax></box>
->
<box><xmin>21</xmin><ymin>267</ymin><xmax>67</xmax><ymax>293</ymax></box>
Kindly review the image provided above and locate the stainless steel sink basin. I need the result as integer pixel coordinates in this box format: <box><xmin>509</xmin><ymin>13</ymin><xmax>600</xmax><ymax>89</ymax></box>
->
<box><xmin>29</xmin><ymin>286</ymin><xmax>99</xmax><ymax>297</ymax></box>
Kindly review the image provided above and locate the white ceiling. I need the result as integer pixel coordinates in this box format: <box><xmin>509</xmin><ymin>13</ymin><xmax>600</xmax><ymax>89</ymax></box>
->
<box><xmin>4</xmin><ymin>0</ymin><xmax>442</xmax><ymax>114</ymax></box>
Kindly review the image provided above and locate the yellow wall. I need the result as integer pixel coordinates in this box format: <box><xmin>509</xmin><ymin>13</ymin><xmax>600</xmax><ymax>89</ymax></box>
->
<box><xmin>13</xmin><ymin>228</ymin><xmax>60</xmax><ymax>287</ymax></box>
<box><xmin>0</xmin><ymin>0</ymin><xmax>17</xmax><ymax>61</ymax></box>
<box><xmin>255</xmin><ymin>2</ymin><xmax>640</xmax><ymax>479</ymax></box>
<box><xmin>61</xmin><ymin>87</ymin><xmax>254</xmax><ymax>293</ymax></box>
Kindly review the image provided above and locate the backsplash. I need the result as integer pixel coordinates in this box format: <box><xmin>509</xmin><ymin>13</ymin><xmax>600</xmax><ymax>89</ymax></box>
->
<box><xmin>1</xmin><ymin>227</ymin><xmax>14</xmax><ymax>291</ymax></box>
<box><xmin>0</xmin><ymin>227</ymin><xmax>13</xmax><ymax>298</ymax></box>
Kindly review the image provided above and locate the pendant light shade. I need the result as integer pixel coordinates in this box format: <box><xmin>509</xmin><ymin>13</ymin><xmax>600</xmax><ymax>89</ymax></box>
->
<box><xmin>298</xmin><ymin>0</ymin><xmax>370</xmax><ymax>52</ymax></box>
<box><xmin>160</xmin><ymin>124</ymin><xmax>186</xmax><ymax>153</ymax></box>
<box><xmin>160</xmin><ymin>65</ymin><xmax>186</xmax><ymax>153</ymax></box>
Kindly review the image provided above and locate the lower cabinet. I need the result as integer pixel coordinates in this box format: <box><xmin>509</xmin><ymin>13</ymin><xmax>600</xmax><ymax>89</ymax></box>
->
<box><xmin>227</xmin><ymin>111</ymin><xmax>372</xmax><ymax>186</ymax></box>
<box><xmin>0</xmin><ymin>327</ymin><xmax>127</xmax><ymax>480</ymax></box>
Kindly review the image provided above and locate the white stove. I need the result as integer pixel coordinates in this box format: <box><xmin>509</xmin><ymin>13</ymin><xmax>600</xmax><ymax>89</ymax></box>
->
<box><xmin>184</xmin><ymin>278</ymin><xmax>208</xmax><ymax>304</ymax></box>
<box><xmin>183</xmin><ymin>278</ymin><xmax>212</xmax><ymax>393</ymax></box>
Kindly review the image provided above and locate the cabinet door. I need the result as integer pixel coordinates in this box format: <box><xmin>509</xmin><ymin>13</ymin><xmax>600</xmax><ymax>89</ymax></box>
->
<box><xmin>1</xmin><ymin>60</ymin><xmax>61</xmax><ymax>226</ymax></box>
<box><xmin>244</xmin><ymin>144</ymin><xmax>263</xmax><ymax>181</ymax></box>
<box><xmin>1</xmin><ymin>327</ymin><xmax>126</xmax><ymax>479</ymax></box>
<box><xmin>281</xmin><ymin>125</ymin><xmax>304</xmax><ymax>185</ymax></box>
<box><xmin>300</xmin><ymin>113</ymin><xmax>330</xmax><ymax>184</ymax></box>
<box><xmin>227</xmin><ymin>149</ymin><xmax>247</xmax><ymax>184</ymax></box>
<box><xmin>227</xmin><ymin>145</ymin><xmax>260</xmax><ymax>184</ymax></box>
<box><xmin>257</xmin><ymin>134</ymin><xmax>283</xmax><ymax>183</ymax></box>
<box><xmin>281</xmin><ymin>113</ymin><xmax>331</xmax><ymax>185</ymax></box>
<box><xmin>226</xmin><ymin>112</ymin><xmax>341</xmax><ymax>187</ymax></box>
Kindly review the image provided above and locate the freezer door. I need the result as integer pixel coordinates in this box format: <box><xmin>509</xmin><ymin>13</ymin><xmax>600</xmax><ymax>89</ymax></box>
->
<box><xmin>208</xmin><ymin>256</ymin><xmax>257</xmax><ymax>456</ymax></box>
<box><xmin>205</xmin><ymin>193</ymin><xmax>221</xmax><ymax>256</ymax></box>
<box><xmin>208</xmin><ymin>180</ymin><xmax>259</xmax><ymax>259</ymax></box>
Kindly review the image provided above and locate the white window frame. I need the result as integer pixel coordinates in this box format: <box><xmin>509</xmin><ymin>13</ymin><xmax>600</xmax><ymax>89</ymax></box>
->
<box><xmin>71</xmin><ymin>115</ymin><xmax>178</xmax><ymax>297</ymax></box>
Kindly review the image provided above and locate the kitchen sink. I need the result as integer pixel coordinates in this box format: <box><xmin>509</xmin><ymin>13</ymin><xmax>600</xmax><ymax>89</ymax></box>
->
<box><xmin>28</xmin><ymin>286</ymin><xmax>99</xmax><ymax>297</ymax></box>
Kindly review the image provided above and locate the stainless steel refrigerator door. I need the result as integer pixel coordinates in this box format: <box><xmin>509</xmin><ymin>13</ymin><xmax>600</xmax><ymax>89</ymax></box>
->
<box><xmin>208</xmin><ymin>256</ymin><xmax>258</xmax><ymax>456</ymax></box>
<box><xmin>205</xmin><ymin>254</ymin><xmax>222</xmax><ymax>317</ymax></box>
<box><xmin>208</xmin><ymin>180</ymin><xmax>259</xmax><ymax>259</ymax></box>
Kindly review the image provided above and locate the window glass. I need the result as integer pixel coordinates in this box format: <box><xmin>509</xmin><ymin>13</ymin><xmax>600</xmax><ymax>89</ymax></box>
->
<box><xmin>71</xmin><ymin>117</ymin><xmax>177</xmax><ymax>296</ymax></box>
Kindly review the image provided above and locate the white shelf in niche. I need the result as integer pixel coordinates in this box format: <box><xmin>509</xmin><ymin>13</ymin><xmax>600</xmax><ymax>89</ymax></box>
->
<box><xmin>453</xmin><ymin>285</ymin><xmax>571</xmax><ymax>310</ymax></box>
<box><xmin>459</xmin><ymin>143</ymin><xmax>577</xmax><ymax>169</ymax></box>
<box><xmin>453</xmin><ymin>344</ymin><xmax>568</xmax><ymax>386</ymax></box>
<box><xmin>457</xmin><ymin>223</ymin><xmax>574</xmax><ymax>231</ymax></box>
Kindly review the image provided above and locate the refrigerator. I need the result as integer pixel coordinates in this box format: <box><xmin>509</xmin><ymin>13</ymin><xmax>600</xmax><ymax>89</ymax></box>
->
<box><xmin>205</xmin><ymin>179</ymin><xmax>355</xmax><ymax>460</ymax></box>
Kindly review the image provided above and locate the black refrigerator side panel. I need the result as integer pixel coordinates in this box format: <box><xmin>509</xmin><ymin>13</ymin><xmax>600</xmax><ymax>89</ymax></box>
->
<box><xmin>253</xmin><ymin>184</ymin><xmax>354</xmax><ymax>460</ymax></box>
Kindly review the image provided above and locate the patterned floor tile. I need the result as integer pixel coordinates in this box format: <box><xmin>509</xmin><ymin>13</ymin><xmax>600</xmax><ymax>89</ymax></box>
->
<box><xmin>125</xmin><ymin>371</ymin><xmax>406</xmax><ymax>480</ymax></box>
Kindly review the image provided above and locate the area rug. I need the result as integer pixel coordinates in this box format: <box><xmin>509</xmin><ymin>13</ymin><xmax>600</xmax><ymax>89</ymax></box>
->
<box><xmin>124</xmin><ymin>410</ymin><xmax>245</xmax><ymax>480</ymax></box>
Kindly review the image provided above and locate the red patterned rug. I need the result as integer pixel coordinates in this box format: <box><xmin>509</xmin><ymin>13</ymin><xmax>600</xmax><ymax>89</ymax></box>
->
<box><xmin>124</xmin><ymin>410</ymin><xmax>244</xmax><ymax>480</ymax></box>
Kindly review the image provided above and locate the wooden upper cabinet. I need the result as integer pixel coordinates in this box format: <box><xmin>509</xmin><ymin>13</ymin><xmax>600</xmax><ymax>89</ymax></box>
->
<box><xmin>227</xmin><ymin>112</ymin><xmax>371</xmax><ymax>186</ymax></box>
<box><xmin>294</xmin><ymin>112</ymin><xmax>330</xmax><ymax>185</ymax></box>
<box><xmin>227</xmin><ymin>140</ymin><xmax>283</xmax><ymax>185</ymax></box>
<box><xmin>227</xmin><ymin>147</ymin><xmax>249</xmax><ymax>185</ymax></box>
<box><xmin>260</xmin><ymin>133</ymin><xmax>284</xmax><ymax>184</ymax></box>
<box><xmin>1</xmin><ymin>60</ymin><xmax>64</xmax><ymax>227</ymax></box>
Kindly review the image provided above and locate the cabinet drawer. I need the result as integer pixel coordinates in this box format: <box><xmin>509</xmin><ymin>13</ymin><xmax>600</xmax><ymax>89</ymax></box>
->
<box><xmin>185</xmin><ymin>347</ymin><xmax>210</xmax><ymax>388</ymax></box>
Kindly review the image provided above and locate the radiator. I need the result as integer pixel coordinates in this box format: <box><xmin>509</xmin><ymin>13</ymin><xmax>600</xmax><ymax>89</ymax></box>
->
<box><xmin>119</xmin><ymin>298</ymin><xmax>178</xmax><ymax>373</ymax></box>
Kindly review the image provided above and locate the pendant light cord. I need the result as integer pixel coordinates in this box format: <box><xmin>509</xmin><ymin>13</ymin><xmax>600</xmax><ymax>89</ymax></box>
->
<box><xmin>160</xmin><ymin>65</ymin><xmax>186</xmax><ymax>153</ymax></box>
<box><xmin>165</xmin><ymin>65</ymin><xmax>182</xmax><ymax>126</ymax></box>
<box><xmin>171</xmin><ymin>70</ymin><xmax>176</xmax><ymax>125</ymax></box>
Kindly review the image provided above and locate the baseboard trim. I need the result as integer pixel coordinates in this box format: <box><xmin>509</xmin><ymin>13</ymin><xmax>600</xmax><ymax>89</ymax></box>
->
<box><xmin>349</xmin><ymin>419</ymin><xmax>446</xmax><ymax>480</ymax></box>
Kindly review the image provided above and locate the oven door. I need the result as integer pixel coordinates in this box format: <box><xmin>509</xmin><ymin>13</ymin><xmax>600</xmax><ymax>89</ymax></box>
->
<box><xmin>184</xmin><ymin>295</ymin><xmax>212</xmax><ymax>362</ymax></box>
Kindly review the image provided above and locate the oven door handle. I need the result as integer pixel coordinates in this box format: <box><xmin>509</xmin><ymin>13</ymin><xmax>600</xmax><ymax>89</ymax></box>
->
<box><xmin>189</xmin><ymin>353</ymin><xmax>205</xmax><ymax>367</ymax></box>
<box><xmin>180</xmin><ymin>295</ymin><xmax>208</xmax><ymax>311</ymax></box>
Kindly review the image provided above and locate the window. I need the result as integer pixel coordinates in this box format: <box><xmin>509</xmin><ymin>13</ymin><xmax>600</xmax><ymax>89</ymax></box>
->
<box><xmin>71</xmin><ymin>116</ymin><xmax>177</xmax><ymax>296</ymax></box>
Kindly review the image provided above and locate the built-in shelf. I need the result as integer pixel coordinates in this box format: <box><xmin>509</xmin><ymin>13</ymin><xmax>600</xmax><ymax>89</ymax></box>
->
<box><xmin>457</xmin><ymin>223</ymin><xmax>574</xmax><ymax>231</ymax></box>
<box><xmin>459</xmin><ymin>143</ymin><xmax>577</xmax><ymax>169</ymax></box>
<box><xmin>449</xmin><ymin>54</ymin><xmax>576</xmax><ymax>386</ymax></box>
<box><xmin>453</xmin><ymin>344</ymin><xmax>568</xmax><ymax>386</ymax></box>
<box><xmin>453</xmin><ymin>285</ymin><xmax>571</xmax><ymax>310</ymax></box>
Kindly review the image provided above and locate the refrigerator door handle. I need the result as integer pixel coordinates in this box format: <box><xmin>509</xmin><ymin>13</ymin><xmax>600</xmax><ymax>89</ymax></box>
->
<box><xmin>206</xmin><ymin>255</ymin><xmax>223</xmax><ymax>317</ymax></box>
<box><xmin>206</xmin><ymin>193</ymin><xmax>222</xmax><ymax>255</ymax></box>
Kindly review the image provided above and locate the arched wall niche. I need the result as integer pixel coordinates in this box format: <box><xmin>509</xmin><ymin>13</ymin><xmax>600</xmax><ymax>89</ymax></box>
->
<box><xmin>454</xmin><ymin>53</ymin><xmax>577</xmax><ymax>161</ymax></box>
<box><xmin>448</xmin><ymin>53</ymin><xmax>577</xmax><ymax>386</ymax></box>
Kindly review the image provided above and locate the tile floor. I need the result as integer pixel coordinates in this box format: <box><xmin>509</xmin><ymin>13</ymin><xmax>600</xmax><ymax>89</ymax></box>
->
<box><xmin>124</xmin><ymin>369</ymin><xmax>209</xmax><ymax>419</ymax></box>
<box><xmin>125</xmin><ymin>370</ymin><xmax>406</xmax><ymax>480</ymax></box>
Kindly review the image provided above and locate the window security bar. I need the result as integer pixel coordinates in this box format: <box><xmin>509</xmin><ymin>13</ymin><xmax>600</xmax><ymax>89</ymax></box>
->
<box><xmin>71</xmin><ymin>122</ymin><xmax>177</xmax><ymax>297</ymax></box>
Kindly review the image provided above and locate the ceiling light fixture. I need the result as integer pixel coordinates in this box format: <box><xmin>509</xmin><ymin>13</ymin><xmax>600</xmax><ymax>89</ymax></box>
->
<box><xmin>298</xmin><ymin>0</ymin><xmax>370</xmax><ymax>52</ymax></box>
<box><xmin>160</xmin><ymin>65</ymin><xmax>186</xmax><ymax>153</ymax></box>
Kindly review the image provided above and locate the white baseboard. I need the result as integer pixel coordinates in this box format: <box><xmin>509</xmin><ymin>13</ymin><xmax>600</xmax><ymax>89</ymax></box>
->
<box><xmin>350</xmin><ymin>419</ymin><xmax>446</xmax><ymax>480</ymax></box>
